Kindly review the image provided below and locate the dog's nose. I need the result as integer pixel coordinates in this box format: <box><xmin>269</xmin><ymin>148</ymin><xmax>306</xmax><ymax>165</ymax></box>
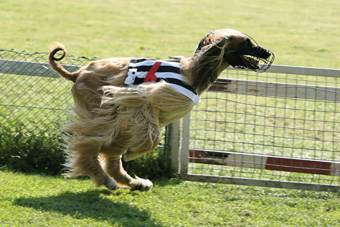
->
<box><xmin>262</xmin><ymin>49</ymin><xmax>272</xmax><ymax>59</ymax></box>
<box><xmin>253</xmin><ymin>46</ymin><xmax>272</xmax><ymax>59</ymax></box>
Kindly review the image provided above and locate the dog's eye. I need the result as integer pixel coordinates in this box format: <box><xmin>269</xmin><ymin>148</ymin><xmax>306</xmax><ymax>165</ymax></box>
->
<box><xmin>245</xmin><ymin>38</ymin><xmax>252</xmax><ymax>46</ymax></box>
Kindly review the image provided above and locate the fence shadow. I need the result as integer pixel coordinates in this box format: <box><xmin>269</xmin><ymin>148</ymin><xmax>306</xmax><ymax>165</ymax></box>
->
<box><xmin>13</xmin><ymin>189</ymin><xmax>164</xmax><ymax>226</ymax></box>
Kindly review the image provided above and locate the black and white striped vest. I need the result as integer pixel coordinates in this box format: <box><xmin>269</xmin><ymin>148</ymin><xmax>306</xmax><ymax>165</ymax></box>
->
<box><xmin>125</xmin><ymin>58</ymin><xmax>200</xmax><ymax>105</ymax></box>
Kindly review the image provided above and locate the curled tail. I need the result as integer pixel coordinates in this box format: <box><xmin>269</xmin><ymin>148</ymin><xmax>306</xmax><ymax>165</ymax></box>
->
<box><xmin>49</xmin><ymin>42</ymin><xmax>79</xmax><ymax>82</ymax></box>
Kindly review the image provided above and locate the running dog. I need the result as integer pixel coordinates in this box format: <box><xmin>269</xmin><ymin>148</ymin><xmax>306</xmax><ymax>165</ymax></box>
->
<box><xmin>49</xmin><ymin>29</ymin><xmax>274</xmax><ymax>191</ymax></box>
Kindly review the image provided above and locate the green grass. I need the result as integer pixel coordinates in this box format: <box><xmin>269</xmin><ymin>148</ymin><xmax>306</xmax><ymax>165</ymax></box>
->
<box><xmin>1</xmin><ymin>0</ymin><xmax>340</xmax><ymax>226</ymax></box>
<box><xmin>1</xmin><ymin>0</ymin><xmax>340</xmax><ymax>68</ymax></box>
<box><xmin>1</xmin><ymin>171</ymin><xmax>340</xmax><ymax>227</ymax></box>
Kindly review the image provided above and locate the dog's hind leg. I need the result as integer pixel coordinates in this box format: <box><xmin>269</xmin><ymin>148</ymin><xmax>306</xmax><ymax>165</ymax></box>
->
<box><xmin>103</xmin><ymin>156</ymin><xmax>153</xmax><ymax>191</ymax></box>
<box><xmin>99</xmin><ymin>145</ymin><xmax>153</xmax><ymax>191</ymax></box>
<box><xmin>64</xmin><ymin>138</ymin><xmax>120</xmax><ymax>191</ymax></box>
<box><xmin>104</xmin><ymin>122</ymin><xmax>161</xmax><ymax>191</ymax></box>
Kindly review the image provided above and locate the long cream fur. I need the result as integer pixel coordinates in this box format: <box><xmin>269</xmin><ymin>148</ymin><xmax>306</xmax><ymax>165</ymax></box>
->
<box><xmin>49</xmin><ymin>29</ymin><xmax>268</xmax><ymax>191</ymax></box>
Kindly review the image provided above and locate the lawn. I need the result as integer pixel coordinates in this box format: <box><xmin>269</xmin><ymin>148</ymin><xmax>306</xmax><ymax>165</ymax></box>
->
<box><xmin>1</xmin><ymin>171</ymin><xmax>340</xmax><ymax>226</ymax></box>
<box><xmin>1</xmin><ymin>0</ymin><xmax>340</xmax><ymax>226</ymax></box>
<box><xmin>1</xmin><ymin>0</ymin><xmax>340</xmax><ymax>68</ymax></box>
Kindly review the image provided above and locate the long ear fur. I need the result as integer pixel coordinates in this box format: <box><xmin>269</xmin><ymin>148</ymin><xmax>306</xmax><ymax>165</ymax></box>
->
<box><xmin>190</xmin><ymin>37</ymin><xmax>228</xmax><ymax>93</ymax></box>
<box><xmin>195</xmin><ymin>32</ymin><xmax>215</xmax><ymax>53</ymax></box>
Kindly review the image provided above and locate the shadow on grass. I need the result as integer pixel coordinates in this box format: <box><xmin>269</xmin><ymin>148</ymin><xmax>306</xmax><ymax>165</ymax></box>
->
<box><xmin>13</xmin><ymin>189</ymin><xmax>164</xmax><ymax>226</ymax></box>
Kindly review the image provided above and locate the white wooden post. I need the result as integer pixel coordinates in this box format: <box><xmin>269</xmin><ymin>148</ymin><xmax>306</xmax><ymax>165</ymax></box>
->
<box><xmin>168</xmin><ymin>120</ymin><xmax>181</xmax><ymax>174</ymax></box>
<box><xmin>180</xmin><ymin>114</ymin><xmax>191</xmax><ymax>175</ymax></box>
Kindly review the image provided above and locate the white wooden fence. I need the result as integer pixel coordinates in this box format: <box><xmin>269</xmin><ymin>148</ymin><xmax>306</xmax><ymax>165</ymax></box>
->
<box><xmin>169</xmin><ymin>65</ymin><xmax>340</xmax><ymax>192</ymax></box>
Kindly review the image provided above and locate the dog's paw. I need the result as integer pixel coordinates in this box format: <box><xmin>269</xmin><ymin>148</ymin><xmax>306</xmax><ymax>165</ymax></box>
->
<box><xmin>130</xmin><ymin>176</ymin><xmax>153</xmax><ymax>192</ymax></box>
<box><xmin>104</xmin><ymin>179</ymin><xmax>120</xmax><ymax>191</ymax></box>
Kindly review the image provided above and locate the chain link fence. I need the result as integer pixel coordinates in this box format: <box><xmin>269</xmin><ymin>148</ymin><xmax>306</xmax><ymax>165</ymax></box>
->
<box><xmin>0</xmin><ymin>49</ymin><xmax>98</xmax><ymax>135</ymax></box>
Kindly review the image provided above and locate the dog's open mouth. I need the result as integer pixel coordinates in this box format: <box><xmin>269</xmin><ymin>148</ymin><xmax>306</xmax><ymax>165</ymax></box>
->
<box><xmin>243</xmin><ymin>55</ymin><xmax>261</xmax><ymax>70</ymax></box>
<box><xmin>230</xmin><ymin>34</ymin><xmax>275</xmax><ymax>73</ymax></box>
<box><xmin>235</xmin><ymin>52</ymin><xmax>275</xmax><ymax>72</ymax></box>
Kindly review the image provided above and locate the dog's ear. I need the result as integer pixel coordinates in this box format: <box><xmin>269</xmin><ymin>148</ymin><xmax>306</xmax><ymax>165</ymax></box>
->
<box><xmin>195</xmin><ymin>32</ymin><xmax>214</xmax><ymax>53</ymax></box>
<box><xmin>191</xmin><ymin>37</ymin><xmax>229</xmax><ymax>93</ymax></box>
<box><xmin>201</xmin><ymin>38</ymin><xmax>228</xmax><ymax>57</ymax></box>
<box><xmin>195</xmin><ymin>32</ymin><xmax>229</xmax><ymax>58</ymax></box>
<box><xmin>195</xmin><ymin>32</ymin><xmax>228</xmax><ymax>53</ymax></box>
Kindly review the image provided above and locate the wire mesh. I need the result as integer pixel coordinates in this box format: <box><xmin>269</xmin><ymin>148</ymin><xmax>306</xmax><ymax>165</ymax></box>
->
<box><xmin>0</xmin><ymin>49</ymin><xmax>98</xmax><ymax>135</ymax></box>
<box><xmin>188</xmin><ymin>68</ymin><xmax>340</xmax><ymax>189</ymax></box>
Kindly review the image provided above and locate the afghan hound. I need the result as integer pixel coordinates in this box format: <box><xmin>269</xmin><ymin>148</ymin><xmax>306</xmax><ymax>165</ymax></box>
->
<box><xmin>49</xmin><ymin>29</ymin><xmax>274</xmax><ymax>191</ymax></box>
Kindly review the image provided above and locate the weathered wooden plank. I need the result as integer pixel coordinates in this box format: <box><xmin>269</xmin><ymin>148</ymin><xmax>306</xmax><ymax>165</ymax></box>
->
<box><xmin>3</xmin><ymin>59</ymin><xmax>340</xmax><ymax>79</ymax></box>
<box><xmin>2</xmin><ymin>60</ymin><xmax>340</xmax><ymax>102</ymax></box>
<box><xmin>265</xmin><ymin>64</ymin><xmax>340</xmax><ymax>77</ymax></box>
<box><xmin>0</xmin><ymin>59</ymin><xmax>80</xmax><ymax>78</ymax></box>
<box><xmin>181</xmin><ymin>174</ymin><xmax>340</xmax><ymax>192</ymax></box>
<box><xmin>168</xmin><ymin>56</ymin><xmax>340</xmax><ymax>77</ymax></box>
<box><xmin>210</xmin><ymin>78</ymin><xmax>340</xmax><ymax>102</ymax></box>
<box><xmin>189</xmin><ymin>149</ymin><xmax>340</xmax><ymax>176</ymax></box>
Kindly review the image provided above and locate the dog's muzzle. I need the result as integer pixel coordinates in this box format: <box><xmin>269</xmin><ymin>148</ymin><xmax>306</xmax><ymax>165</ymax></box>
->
<box><xmin>233</xmin><ymin>34</ymin><xmax>275</xmax><ymax>73</ymax></box>
<box><xmin>251</xmin><ymin>46</ymin><xmax>272</xmax><ymax>59</ymax></box>
<box><xmin>249</xmin><ymin>46</ymin><xmax>275</xmax><ymax>72</ymax></box>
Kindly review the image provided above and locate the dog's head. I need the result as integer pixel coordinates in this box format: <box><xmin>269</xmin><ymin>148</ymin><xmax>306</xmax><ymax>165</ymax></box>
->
<box><xmin>195</xmin><ymin>29</ymin><xmax>275</xmax><ymax>72</ymax></box>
